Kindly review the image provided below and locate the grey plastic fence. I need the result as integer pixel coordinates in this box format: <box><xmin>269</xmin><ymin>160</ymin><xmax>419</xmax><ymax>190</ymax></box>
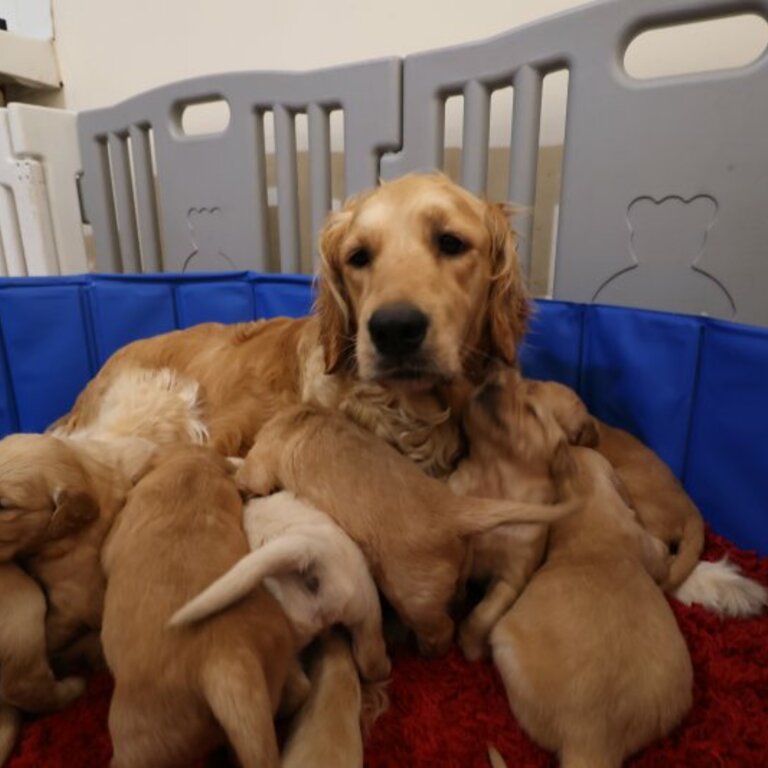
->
<box><xmin>78</xmin><ymin>60</ymin><xmax>401</xmax><ymax>274</ymax></box>
<box><xmin>77</xmin><ymin>0</ymin><xmax>768</xmax><ymax>327</ymax></box>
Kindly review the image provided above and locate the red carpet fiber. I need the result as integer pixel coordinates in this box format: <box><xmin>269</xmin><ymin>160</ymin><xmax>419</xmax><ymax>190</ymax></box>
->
<box><xmin>7</xmin><ymin>529</ymin><xmax>768</xmax><ymax>767</ymax></box>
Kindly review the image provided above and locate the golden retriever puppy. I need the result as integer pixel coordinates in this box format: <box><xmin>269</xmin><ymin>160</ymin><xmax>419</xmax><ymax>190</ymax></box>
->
<box><xmin>0</xmin><ymin>434</ymin><xmax>154</xmax><ymax>650</ymax></box>
<box><xmin>54</xmin><ymin>174</ymin><xmax>529</xmax><ymax>478</ymax></box>
<box><xmin>0</xmin><ymin>562</ymin><xmax>84</xmax><ymax>767</ymax></box>
<box><xmin>593</xmin><ymin>421</ymin><xmax>703</xmax><ymax>591</ymax></box>
<box><xmin>281</xmin><ymin>631</ymin><xmax>366</xmax><ymax>768</ymax></box>
<box><xmin>491</xmin><ymin>446</ymin><xmax>693</xmax><ymax>768</ymax></box>
<box><xmin>102</xmin><ymin>446</ymin><xmax>297</xmax><ymax>768</ymax></box>
<box><xmin>449</xmin><ymin>372</ymin><xmax>598</xmax><ymax>660</ymax></box>
<box><xmin>235</xmin><ymin>404</ymin><xmax>571</xmax><ymax>657</ymax></box>
<box><xmin>170</xmin><ymin>490</ymin><xmax>390</xmax><ymax>681</ymax></box>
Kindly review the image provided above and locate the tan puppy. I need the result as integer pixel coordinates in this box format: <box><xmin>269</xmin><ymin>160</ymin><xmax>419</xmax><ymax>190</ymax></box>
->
<box><xmin>102</xmin><ymin>446</ymin><xmax>297</xmax><ymax>768</ymax></box>
<box><xmin>449</xmin><ymin>372</ymin><xmax>598</xmax><ymax>660</ymax></box>
<box><xmin>236</xmin><ymin>404</ymin><xmax>571</xmax><ymax>657</ymax></box>
<box><xmin>0</xmin><ymin>563</ymin><xmax>84</xmax><ymax>766</ymax></box>
<box><xmin>491</xmin><ymin>446</ymin><xmax>693</xmax><ymax>768</ymax></box>
<box><xmin>281</xmin><ymin>631</ymin><xmax>366</xmax><ymax>768</ymax></box>
<box><xmin>170</xmin><ymin>491</ymin><xmax>390</xmax><ymax>682</ymax></box>
<box><xmin>594</xmin><ymin>421</ymin><xmax>703</xmax><ymax>591</ymax></box>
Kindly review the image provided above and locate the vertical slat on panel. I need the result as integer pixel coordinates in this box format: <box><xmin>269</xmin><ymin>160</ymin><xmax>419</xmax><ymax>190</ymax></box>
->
<box><xmin>461</xmin><ymin>80</ymin><xmax>490</xmax><ymax>195</ymax></box>
<box><xmin>128</xmin><ymin>125</ymin><xmax>162</xmax><ymax>272</ymax></box>
<box><xmin>252</xmin><ymin>111</ymin><xmax>271</xmax><ymax>271</ymax></box>
<box><xmin>308</xmin><ymin>103</ymin><xmax>332</xmax><ymax>269</ymax></box>
<box><xmin>107</xmin><ymin>133</ymin><xmax>141</xmax><ymax>272</ymax></box>
<box><xmin>0</xmin><ymin>188</ymin><xmax>24</xmax><ymax>276</ymax></box>
<box><xmin>274</xmin><ymin>105</ymin><xmax>301</xmax><ymax>274</ymax></box>
<box><xmin>84</xmin><ymin>139</ymin><xmax>122</xmax><ymax>272</ymax></box>
<box><xmin>508</xmin><ymin>65</ymin><xmax>543</xmax><ymax>279</ymax></box>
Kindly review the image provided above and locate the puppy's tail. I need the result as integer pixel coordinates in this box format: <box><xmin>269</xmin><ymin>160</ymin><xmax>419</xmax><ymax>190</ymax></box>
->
<box><xmin>453</xmin><ymin>496</ymin><xmax>575</xmax><ymax>537</ymax></box>
<box><xmin>487</xmin><ymin>745</ymin><xmax>508</xmax><ymax>768</ymax></box>
<box><xmin>663</xmin><ymin>513</ymin><xmax>705</xmax><ymax>591</ymax></box>
<box><xmin>0</xmin><ymin>703</ymin><xmax>20</xmax><ymax>766</ymax></box>
<box><xmin>674</xmin><ymin>557</ymin><xmax>768</xmax><ymax>617</ymax></box>
<box><xmin>169</xmin><ymin>535</ymin><xmax>314</xmax><ymax>627</ymax></box>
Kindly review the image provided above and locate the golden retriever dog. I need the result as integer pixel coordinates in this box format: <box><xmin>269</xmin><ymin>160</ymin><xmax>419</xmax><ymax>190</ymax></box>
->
<box><xmin>448</xmin><ymin>371</ymin><xmax>598</xmax><ymax>660</ymax></box>
<box><xmin>51</xmin><ymin>366</ymin><xmax>208</xmax><ymax>446</ymax></box>
<box><xmin>490</xmin><ymin>446</ymin><xmax>693</xmax><ymax>768</ymax></box>
<box><xmin>0</xmin><ymin>434</ymin><xmax>154</xmax><ymax>650</ymax></box>
<box><xmin>0</xmin><ymin>563</ymin><xmax>84</xmax><ymax>766</ymax></box>
<box><xmin>170</xmin><ymin>490</ymin><xmax>390</xmax><ymax>682</ymax></box>
<box><xmin>101</xmin><ymin>445</ymin><xmax>298</xmax><ymax>768</ymax></box>
<box><xmin>281</xmin><ymin>631</ymin><xmax>367</xmax><ymax>768</ymax></box>
<box><xmin>0</xmin><ymin>434</ymin><xmax>155</xmax><ymax>764</ymax></box>
<box><xmin>594</xmin><ymin>421</ymin><xmax>767</xmax><ymax>615</ymax></box>
<box><xmin>488</xmin><ymin>378</ymin><xmax>766</xmax><ymax>617</ymax></box>
<box><xmin>235</xmin><ymin>404</ymin><xmax>571</xmax><ymax>656</ymax></box>
<box><xmin>53</xmin><ymin>174</ymin><xmax>529</xmax><ymax>478</ymax></box>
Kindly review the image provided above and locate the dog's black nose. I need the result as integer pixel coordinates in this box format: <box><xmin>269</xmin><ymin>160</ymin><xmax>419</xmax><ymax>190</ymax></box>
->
<box><xmin>368</xmin><ymin>303</ymin><xmax>429</xmax><ymax>356</ymax></box>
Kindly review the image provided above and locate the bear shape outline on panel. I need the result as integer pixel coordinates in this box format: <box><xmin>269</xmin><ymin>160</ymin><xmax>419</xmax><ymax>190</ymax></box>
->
<box><xmin>185</xmin><ymin>207</ymin><xmax>236</xmax><ymax>271</ymax></box>
<box><xmin>593</xmin><ymin>195</ymin><xmax>735</xmax><ymax>320</ymax></box>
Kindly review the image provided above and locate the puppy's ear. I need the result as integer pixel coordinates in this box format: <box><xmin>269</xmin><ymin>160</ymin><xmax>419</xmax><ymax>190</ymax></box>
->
<box><xmin>573</xmin><ymin>416</ymin><xmax>599</xmax><ymax>448</ymax></box>
<box><xmin>48</xmin><ymin>489</ymin><xmax>99</xmax><ymax>540</ymax></box>
<box><xmin>483</xmin><ymin>203</ymin><xmax>531</xmax><ymax>367</ymax></box>
<box><xmin>116</xmin><ymin>437</ymin><xmax>158</xmax><ymax>485</ymax></box>
<box><xmin>314</xmin><ymin>208</ymin><xmax>355</xmax><ymax>374</ymax></box>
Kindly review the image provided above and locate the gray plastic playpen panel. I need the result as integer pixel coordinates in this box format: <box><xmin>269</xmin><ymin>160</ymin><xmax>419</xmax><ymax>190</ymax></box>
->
<box><xmin>77</xmin><ymin>0</ymin><xmax>768</xmax><ymax>327</ymax></box>
<box><xmin>78</xmin><ymin>59</ymin><xmax>401</xmax><ymax>274</ymax></box>
<box><xmin>383</xmin><ymin>0</ymin><xmax>768</xmax><ymax>327</ymax></box>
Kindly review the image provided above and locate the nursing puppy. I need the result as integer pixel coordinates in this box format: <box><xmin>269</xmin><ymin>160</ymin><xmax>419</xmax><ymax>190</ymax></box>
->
<box><xmin>532</xmin><ymin>385</ymin><xmax>766</xmax><ymax>615</ymax></box>
<box><xmin>281</xmin><ymin>631</ymin><xmax>368</xmax><ymax>768</ymax></box>
<box><xmin>491</xmin><ymin>445</ymin><xmax>693</xmax><ymax>768</ymax></box>
<box><xmin>449</xmin><ymin>372</ymin><xmax>598</xmax><ymax>660</ymax></box>
<box><xmin>102</xmin><ymin>446</ymin><xmax>297</xmax><ymax>768</ymax></box>
<box><xmin>235</xmin><ymin>404</ymin><xmax>571</xmax><ymax>656</ymax></box>
<box><xmin>170</xmin><ymin>490</ymin><xmax>390</xmax><ymax>682</ymax></box>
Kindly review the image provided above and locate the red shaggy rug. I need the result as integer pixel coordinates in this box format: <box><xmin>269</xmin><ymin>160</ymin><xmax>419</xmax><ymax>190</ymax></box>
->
<box><xmin>7</xmin><ymin>530</ymin><xmax>768</xmax><ymax>768</ymax></box>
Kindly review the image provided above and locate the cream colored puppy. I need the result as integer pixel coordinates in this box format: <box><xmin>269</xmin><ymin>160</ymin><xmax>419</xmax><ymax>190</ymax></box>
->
<box><xmin>491</xmin><ymin>446</ymin><xmax>693</xmax><ymax>768</ymax></box>
<box><xmin>171</xmin><ymin>491</ymin><xmax>390</xmax><ymax>681</ymax></box>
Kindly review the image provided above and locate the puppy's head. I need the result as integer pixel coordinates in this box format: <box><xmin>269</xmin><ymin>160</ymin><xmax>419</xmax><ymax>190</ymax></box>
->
<box><xmin>314</xmin><ymin>173</ymin><xmax>530</xmax><ymax>388</ymax></box>
<box><xmin>0</xmin><ymin>434</ymin><xmax>100</xmax><ymax>561</ymax></box>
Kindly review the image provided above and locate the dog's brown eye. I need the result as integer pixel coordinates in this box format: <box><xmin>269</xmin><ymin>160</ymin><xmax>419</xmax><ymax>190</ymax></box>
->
<box><xmin>437</xmin><ymin>233</ymin><xmax>468</xmax><ymax>257</ymax></box>
<box><xmin>347</xmin><ymin>248</ymin><xmax>371</xmax><ymax>269</ymax></box>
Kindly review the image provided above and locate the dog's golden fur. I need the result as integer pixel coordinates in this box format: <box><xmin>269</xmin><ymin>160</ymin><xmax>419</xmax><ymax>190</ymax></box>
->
<box><xmin>102</xmin><ymin>445</ymin><xmax>297</xmax><ymax>768</ymax></box>
<box><xmin>449</xmin><ymin>372</ymin><xmax>598</xmax><ymax>659</ymax></box>
<box><xmin>236</xmin><ymin>404</ymin><xmax>570</xmax><ymax>656</ymax></box>
<box><xmin>594</xmin><ymin>421</ymin><xmax>704</xmax><ymax>591</ymax></box>
<box><xmin>0</xmin><ymin>434</ymin><xmax>155</xmax><ymax>763</ymax></box>
<box><xmin>491</xmin><ymin>445</ymin><xmax>693</xmax><ymax>768</ymax></box>
<box><xmin>53</xmin><ymin>174</ymin><xmax>530</xmax><ymax>477</ymax></box>
<box><xmin>281</xmin><ymin>631</ymin><xmax>366</xmax><ymax>768</ymax></box>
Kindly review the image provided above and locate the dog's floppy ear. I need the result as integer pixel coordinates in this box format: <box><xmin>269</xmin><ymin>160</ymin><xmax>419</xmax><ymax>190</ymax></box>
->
<box><xmin>314</xmin><ymin>208</ymin><xmax>355</xmax><ymax>374</ymax></box>
<box><xmin>483</xmin><ymin>203</ymin><xmax>531</xmax><ymax>367</ymax></box>
<box><xmin>48</xmin><ymin>488</ymin><xmax>99</xmax><ymax>540</ymax></box>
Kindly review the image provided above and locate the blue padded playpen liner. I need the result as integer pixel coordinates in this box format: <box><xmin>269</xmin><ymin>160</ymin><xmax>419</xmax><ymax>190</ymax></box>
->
<box><xmin>0</xmin><ymin>272</ymin><xmax>766</xmax><ymax>556</ymax></box>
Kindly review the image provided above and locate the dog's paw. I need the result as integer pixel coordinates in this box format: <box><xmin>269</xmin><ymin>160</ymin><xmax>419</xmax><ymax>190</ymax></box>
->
<box><xmin>54</xmin><ymin>676</ymin><xmax>87</xmax><ymax>707</ymax></box>
<box><xmin>458</xmin><ymin>622</ymin><xmax>487</xmax><ymax>662</ymax></box>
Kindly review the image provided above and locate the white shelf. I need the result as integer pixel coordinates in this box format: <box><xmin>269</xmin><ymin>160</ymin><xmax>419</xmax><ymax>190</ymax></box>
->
<box><xmin>0</xmin><ymin>30</ymin><xmax>60</xmax><ymax>89</ymax></box>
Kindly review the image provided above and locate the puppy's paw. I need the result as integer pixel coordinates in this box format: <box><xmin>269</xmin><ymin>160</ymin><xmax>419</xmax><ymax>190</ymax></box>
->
<box><xmin>234</xmin><ymin>460</ymin><xmax>276</xmax><ymax>497</ymax></box>
<box><xmin>458</xmin><ymin>622</ymin><xmax>487</xmax><ymax>662</ymax></box>
<box><xmin>358</xmin><ymin>651</ymin><xmax>392</xmax><ymax>683</ymax></box>
<box><xmin>54</xmin><ymin>676</ymin><xmax>87</xmax><ymax>708</ymax></box>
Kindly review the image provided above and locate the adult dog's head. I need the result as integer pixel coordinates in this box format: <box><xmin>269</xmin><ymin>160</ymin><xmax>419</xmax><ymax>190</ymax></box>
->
<box><xmin>315</xmin><ymin>174</ymin><xmax>530</xmax><ymax>388</ymax></box>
